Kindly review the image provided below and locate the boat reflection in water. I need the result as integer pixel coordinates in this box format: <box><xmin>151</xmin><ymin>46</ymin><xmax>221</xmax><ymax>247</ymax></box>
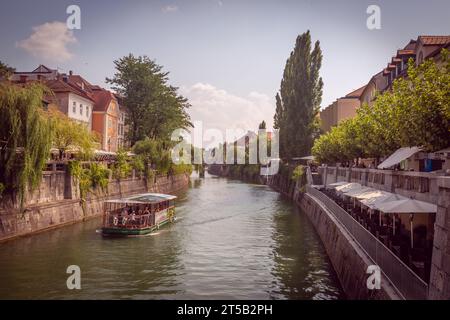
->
<box><xmin>102</xmin><ymin>193</ymin><xmax>177</xmax><ymax>236</ymax></box>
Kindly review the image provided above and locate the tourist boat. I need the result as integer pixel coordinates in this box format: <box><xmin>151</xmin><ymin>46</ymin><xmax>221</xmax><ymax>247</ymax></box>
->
<box><xmin>101</xmin><ymin>193</ymin><xmax>177</xmax><ymax>236</ymax></box>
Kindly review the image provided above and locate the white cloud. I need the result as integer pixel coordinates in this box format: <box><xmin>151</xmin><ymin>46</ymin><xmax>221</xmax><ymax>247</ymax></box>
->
<box><xmin>162</xmin><ymin>5</ymin><xmax>179</xmax><ymax>13</ymax></box>
<box><xmin>180</xmin><ymin>83</ymin><xmax>275</xmax><ymax>145</ymax></box>
<box><xmin>16</xmin><ymin>21</ymin><xmax>76</xmax><ymax>63</ymax></box>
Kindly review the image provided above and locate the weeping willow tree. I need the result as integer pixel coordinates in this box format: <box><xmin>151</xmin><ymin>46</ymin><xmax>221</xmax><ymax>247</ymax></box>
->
<box><xmin>0</xmin><ymin>82</ymin><xmax>53</xmax><ymax>209</ymax></box>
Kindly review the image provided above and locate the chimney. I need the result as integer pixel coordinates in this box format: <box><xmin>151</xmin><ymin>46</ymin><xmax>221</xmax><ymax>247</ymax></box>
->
<box><xmin>62</xmin><ymin>74</ymin><xmax>68</xmax><ymax>83</ymax></box>
<box><xmin>69</xmin><ymin>70</ymin><xmax>73</xmax><ymax>76</ymax></box>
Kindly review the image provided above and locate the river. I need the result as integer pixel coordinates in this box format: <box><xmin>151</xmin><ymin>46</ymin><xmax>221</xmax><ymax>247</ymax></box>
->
<box><xmin>0</xmin><ymin>173</ymin><xmax>344</xmax><ymax>299</ymax></box>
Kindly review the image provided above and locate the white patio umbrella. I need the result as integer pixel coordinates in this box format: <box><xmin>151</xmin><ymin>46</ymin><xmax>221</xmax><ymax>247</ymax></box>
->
<box><xmin>376</xmin><ymin>199</ymin><xmax>437</xmax><ymax>248</ymax></box>
<box><xmin>343</xmin><ymin>187</ymin><xmax>374</xmax><ymax>208</ymax></box>
<box><xmin>360</xmin><ymin>192</ymin><xmax>408</xmax><ymax>209</ymax></box>
<box><xmin>360</xmin><ymin>192</ymin><xmax>408</xmax><ymax>233</ymax></box>
<box><xmin>375</xmin><ymin>199</ymin><xmax>437</xmax><ymax>213</ymax></box>
<box><xmin>335</xmin><ymin>182</ymin><xmax>362</xmax><ymax>194</ymax></box>
<box><xmin>344</xmin><ymin>187</ymin><xmax>374</xmax><ymax>197</ymax></box>
<box><xmin>326</xmin><ymin>181</ymin><xmax>348</xmax><ymax>189</ymax></box>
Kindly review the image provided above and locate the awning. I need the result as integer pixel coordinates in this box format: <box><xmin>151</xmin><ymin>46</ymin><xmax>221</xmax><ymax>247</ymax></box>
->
<box><xmin>375</xmin><ymin>198</ymin><xmax>437</xmax><ymax>213</ymax></box>
<box><xmin>377</xmin><ymin>147</ymin><xmax>422</xmax><ymax>169</ymax></box>
<box><xmin>360</xmin><ymin>192</ymin><xmax>407</xmax><ymax>209</ymax></box>
<box><xmin>326</xmin><ymin>181</ymin><xmax>348</xmax><ymax>189</ymax></box>
<box><xmin>335</xmin><ymin>182</ymin><xmax>362</xmax><ymax>193</ymax></box>
<box><xmin>343</xmin><ymin>187</ymin><xmax>374</xmax><ymax>198</ymax></box>
<box><xmin>354</xmin><ymin>189</ymin><xmax>386</xmax><ymax>200</ymax></box>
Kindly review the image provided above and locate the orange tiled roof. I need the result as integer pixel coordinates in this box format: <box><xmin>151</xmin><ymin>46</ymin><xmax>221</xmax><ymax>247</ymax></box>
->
<box><xmin>387</xmin><ymin>64</ymin><xmax>396</xmax><ymax>70</ymax></box>
<box><xmin>418</xmin><ymin>35</ymin><xmax>450</xmax><ymax>46</ymax></box>
<box><xmin>397</xmin><ymin>49</ymin><xmax>415</xmax><ymax>56</ymax></box>
<box><xmin>92</xmin><ymin>88</ymin><xmax>116</xmax><ymax>112</ymax></box>
<box><xmin>45</xmin><ymin>79</ymin><xmax>94</xmax><ymax>102</ymax></box>
<box><xmin>68</xmin><ymin>74</ymin><xmax>94</xmax><ymax>93</ymax></box>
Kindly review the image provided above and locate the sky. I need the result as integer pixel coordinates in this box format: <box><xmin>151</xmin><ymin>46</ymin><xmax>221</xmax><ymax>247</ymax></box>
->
<box><xmin>1</xmin><ymin>0</ymin><xmax>449</xmax><ymax>137</ymax></box>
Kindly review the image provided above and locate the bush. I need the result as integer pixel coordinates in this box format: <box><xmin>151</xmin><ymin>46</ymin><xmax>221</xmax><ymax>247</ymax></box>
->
<box><xmin>89</xmin><ymin>163</ymin><xmax>110</xmax><ymax>191</ymax></box>
<box><xmin>131</xmin><ymin>155</ymin><xmax>145</xmax><ymax>176</ymax></box>
<box><xmin>291</xmin><ymin>165</ymin><xmax>305</xmax><ymax>181</ymax></box>
<box><xmin>170</xmin><ymin>163</ymin><xmax>192</xmax><ymax>175</ymax></box>
<box><xmin>112</xmin><ymin>149</ymin><xmax>131</xmax><ymax>180</ymax></box>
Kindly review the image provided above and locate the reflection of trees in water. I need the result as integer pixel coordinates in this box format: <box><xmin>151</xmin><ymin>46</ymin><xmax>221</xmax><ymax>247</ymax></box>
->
<box><xmin>190</xmin><ymin>178</ymin><xmax>203</xmax><ymax>189</ymax></box>
<box><xmin>270</xmin><ymin>204</ymin><xmax>344</xmax><ymax>300</ymax></box>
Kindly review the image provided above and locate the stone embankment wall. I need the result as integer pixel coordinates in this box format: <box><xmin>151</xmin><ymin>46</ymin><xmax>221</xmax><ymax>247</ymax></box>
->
<box><xmin>0</xmin><ymin>173</ymin><xmax>190</xmax><ymax>242</ymax></box>
<box><xmin>266</xmin><ymin>169</ymin><xmax>401</xmax><ymax>299</ymax></box>
<box><xmin>296</xmin><ymin>191</ymin><xmax>400</xmax><ymax>299</ymax></box>
<box><xmin>428</xmin><ymin>177</ymin><xmax>450</xmax><ymax>300</ymax></box>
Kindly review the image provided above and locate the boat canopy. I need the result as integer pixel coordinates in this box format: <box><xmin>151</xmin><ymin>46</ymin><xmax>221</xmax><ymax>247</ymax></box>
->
<box><xmin>105</xmin><ymin>193</ymin><xmax>177</xmax><ymax>204</ymax></box>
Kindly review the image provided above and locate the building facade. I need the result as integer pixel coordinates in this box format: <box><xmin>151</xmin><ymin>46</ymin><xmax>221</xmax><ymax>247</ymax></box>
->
<box><xmin>91</xmin><ymin>88</ymin><xmax>120</xmax><ymax>152</ymax></box>
<box><xmin>361</xmin><ymin>35</ymin><xmax>449</xmax><ymax>106</ymax></box>
<box><xmin>12</xmin><ymin>65</ymin><xmax>130</xmax><ymax>152</ymax></box>
<box><xmin>44</xmin><ymin>78</ymin><xmax>94</xmax><ymax>127</ymax></box>
<box><xmin>319</xmin><ymin>86</ymin><xmax>365</xmax><ymax>133</ymax></box>
<box><xmin>116</xmin><ymin>96</ymin><xmax>130</xmax><ymax>150</ymax></box>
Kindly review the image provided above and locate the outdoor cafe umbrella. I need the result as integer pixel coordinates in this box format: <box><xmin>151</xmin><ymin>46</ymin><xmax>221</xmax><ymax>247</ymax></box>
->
<box><xmin>335</xmin><ymin>182</ymin><xmax>362</xmax><ymax>194</ymax></box>
<box><xmin>326</xmin><ymin>181</ymin><xmax>348</xmax><ymax>189</ymax></box>
<box><xmin>359</xmin><ymin>192</ymin><xmax>407</xmax><ymax>231</ymax></box>
<box><xmin>375</xmin><ymin>199</ymin><xmax>437</xmax><ymax>248</ymax></box>
<box><xmin>344</xmin><ymin>187</ymin><xmax>374</xmax><ymax>198</ymax></box>
<box><xmin>342</xmin><ymin>187</ymin><xmax>374</xmax><ymax>207</ymax></box>
<box><xmin>360</xmin><ymin>192</ymin><xmax>407</xmax><ymax>209</ymax></box>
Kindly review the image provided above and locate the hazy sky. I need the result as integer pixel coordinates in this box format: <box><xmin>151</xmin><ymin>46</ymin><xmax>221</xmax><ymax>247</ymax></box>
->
<box><xmin>1</xmin><ymin>0</ymin><xmax>449</xmax><ymax>134</ymax></box>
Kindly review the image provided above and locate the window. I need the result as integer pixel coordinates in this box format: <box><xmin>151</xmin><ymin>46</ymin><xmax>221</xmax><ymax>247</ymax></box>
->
<box><xmin>72</xmin><ymin>101</ymin><xmax>76</xmax><ymax>113</ymax></box>
<box><xmin>86</xmin><ymin>106</ymin><xmax>89</xmax><ymax>117</ymax></box>
<box><xmin>80</xmin><ymin>104</ymin><xmax>83</xmax><ymax>115</ymax></box>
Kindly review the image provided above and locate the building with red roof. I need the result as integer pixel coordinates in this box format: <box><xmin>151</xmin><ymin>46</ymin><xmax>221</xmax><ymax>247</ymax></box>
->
<box><xmin>91</xmin><ymin>87</ymin><xmax>120</xmax><ymax>152</ymax></box>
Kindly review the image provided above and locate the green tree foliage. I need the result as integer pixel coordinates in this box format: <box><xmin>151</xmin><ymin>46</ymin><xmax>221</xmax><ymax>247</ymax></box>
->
<box><xmin>0</xmin><ymin>83</ymin><xmax>52</xmax><ymax>207</ymax></box>
<box><xmin>313</xmin><ymin>50</ymin><xmax>450</xmax><ymax>164</ymax></box>
<box><xmin>106</xmin><ymin>54</ymin><xmax>192</xmax><ymax>145</ymax></box>
<box><xmin>112</xmin><ymin>148</ymin><xmax>132</xmax><ymax>180</ymax></box>
<box><xmin>258</xmin><ymin>120</ymin><xmax>266</xmax><ymax>130</ymax></box>
<box><xmin>273</xmin><ymin>93</ymin><xmax>283</xmax><ymax>130</ymax></box>
<box><xmin>68</xmin><ymin>161</ymin><xmax>111</xmax><ymax>209</ymax></box>
<box><xmin>0</xmin><ymin>61</ymin><xmax>15</xmax><ymax>80</ymax></box>
<box><xmin>275</xmin><ymin>31</ymin><xmax>323</xmax><ymax>159</ymax></box>
<box><xmin>49</xmin><ymin>106</ymin><xmax>98</xmax><ymax>160</ymax></box>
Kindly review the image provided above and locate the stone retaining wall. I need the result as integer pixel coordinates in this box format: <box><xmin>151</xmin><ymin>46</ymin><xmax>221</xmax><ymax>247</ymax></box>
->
<box><xmin>0</xmin><ymin>174</ymin><xmax>190</xmax><ymax>242</ymax></box>
<box><xmin>296</xmin><ymin>191</ymin><xmax>401</xmax><ymax>299</ymax></box>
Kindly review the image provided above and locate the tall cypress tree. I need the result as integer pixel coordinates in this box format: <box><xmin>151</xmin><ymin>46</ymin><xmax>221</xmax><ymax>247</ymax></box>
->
<box><xmin>273</xmin><ymin>93</ymin><xmax>283</xmax><ymax>129</ymax></box>
<box><xmin>275</xmin><ymin>30</ymin><xmax>323</xmax><ymax>159</ymax></box>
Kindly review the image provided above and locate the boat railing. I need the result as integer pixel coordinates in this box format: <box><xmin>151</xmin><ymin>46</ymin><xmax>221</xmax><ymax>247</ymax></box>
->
<box><xmin>104</xmin><ymin>212</ymin><xmax>156</xmax><ymax>229</ymax></box>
